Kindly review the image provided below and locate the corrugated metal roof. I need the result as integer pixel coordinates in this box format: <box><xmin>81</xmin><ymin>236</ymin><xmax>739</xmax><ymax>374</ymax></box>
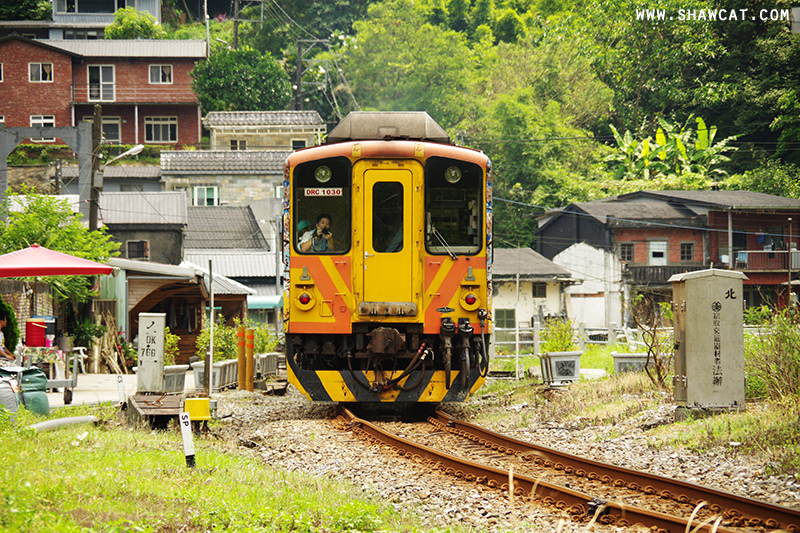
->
<box><xmin>182</xmin><ymin>261</ymin><xmax>256</xmax><ymax>295</ymax></box>
<box><xmin>184</xmin><ymin>249</ymin><xmax>278</xmax><ymax>278</ymax></box>
<box><xmin>620</xmin><ymin>190</ymin><xmax>800</xmax><ymax>210</ymax></box>
<box><xmin>204</xmin><ymin>111</ymin><xmax>324</xmax><ymax>127</ymax></box>
<box><xmin>46</xmin><ymin>39</ymin><xmax>206</xmax><ymax>58</ymax></box>
<box><xmin>574</xmin><ymin>200</ymin><xmax>699</xmax><ymax>222</ymax></box>
<box><xmin>493</xmin><ymin>248</ymin><xmax>571</xmax><ymax>278</ymax></box>
<box><xmin>99</xmin><ymin>191</ymin><xmax>187</xmax><ymax>225</ymax></box>
<box><xmin>185</xmin><ymin>206</ymin><xmax>270</xmax><ymax>249</ymax></box>
<box><xmin>160</xmin><ymin>150</ymin><xmax>288</xmax><ymax>174</ymax></box>
<box><xmin>62</xmin><ymin>165</ymin><xmax>161</xmax><ymax>179</ymax></box>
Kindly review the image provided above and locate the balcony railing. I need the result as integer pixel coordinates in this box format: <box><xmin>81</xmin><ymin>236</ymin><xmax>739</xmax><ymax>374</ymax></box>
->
<box><xmin>624</xmin><ymin>265</ymin><xmax>705</xmax><ymax>285</ymax></box>
<box><xmin>729</xmin><ymin>250</ymin><xmax>800</xmax><ymax>271</ymax></box>
<box><xmin>72</xmin><ymin>84</ymin><xmax>197</xmax><ymax>104</ymax></box>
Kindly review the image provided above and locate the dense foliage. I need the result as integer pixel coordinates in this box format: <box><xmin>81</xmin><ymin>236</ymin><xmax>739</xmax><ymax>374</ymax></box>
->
<box><xmin>190</xmin><ymin>48</ymin><xmax>292</xmax><ymax>113</ymax></box>
<box><xmin>0</xmin><ymin>0</ymin><xmax>50</xmax><ymax>20</ymax></box>
<box><xmin>105</xmin><ymin>7</ymin><xmax>167</xmax><ymax>39</ymax></box>
<box><xmin>0</xmin><ymin>191</ymin><xmax>120</xmax><ymax>312</ymax></box>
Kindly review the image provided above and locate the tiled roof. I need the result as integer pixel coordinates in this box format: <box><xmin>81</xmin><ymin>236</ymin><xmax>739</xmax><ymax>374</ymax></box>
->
<box><xmin>61</xmin><ymin>165</ymin><xmax>161</xmax><ymax>179</ymax></box>
<box><xmin>185</xmin><ymin>206</ymin><xmax>270</xmax><ymax>249</ymax></box>
<box><xmin>160</xmin><ymin>150</ymin><xmax>289</xmax><ymax>174</ymax></box>
<box><xmin>99</xmin><ymin>191</ymin><xmax>187</xmax><ymax>225</ymax></box>
<box><xmin>46</xmin><ymin>39</ymin><xmax>206</xmax><ymax>58</ymax></box>
<box><xmin>573</xmin><ymin>200</ymin><xmax>699</xmax><ymax>222</ymax></box>
<box><xmin>184</xmin><ymin>249</ymin><xmax>278</xmax><ymax>278</ymax></box>
<box><xmin>204</xmin><ymin>111</ymin><xmax>325</xmax><ymax>127</ymax></box>
<box><xmin>493</xmin><ymin>248</ymin><xmax>571</xmax><ymax>278</ymax></box>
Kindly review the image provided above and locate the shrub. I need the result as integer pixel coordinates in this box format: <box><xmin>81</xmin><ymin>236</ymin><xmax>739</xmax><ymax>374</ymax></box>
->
<box><xmin>540</xmin><ymin>318</ymin><xmax>577</xmax><ymax>353</ymax></box>
<box><xmin>0</xmin><ymin>297</ymin><xmax>19</xmax><ymax>353</ymax></box>
<box><xmin>195</xmin><ymin>317</ymin><xmax>277</xmax><ymax>361</ymax></box>
<box><xmin>745</xmin><ymin>308</ymin><xmax>800</xmax><ymax>400</ymax></box>
<box><xmin>164</xmin><ymin>326</ymin><xmax>180</xmax><ymax>365</ymax></box>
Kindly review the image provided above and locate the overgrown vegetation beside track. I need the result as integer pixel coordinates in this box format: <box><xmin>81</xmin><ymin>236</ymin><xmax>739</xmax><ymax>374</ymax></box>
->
<box><xmin>0</xmin><ymin>405</ymin><xmax>455</xmax><ymax>533</ymax></box>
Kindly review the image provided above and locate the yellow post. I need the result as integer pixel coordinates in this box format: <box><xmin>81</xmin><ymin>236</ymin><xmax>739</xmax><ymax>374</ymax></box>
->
<box><xmin>245</xmin><ymin>328</ymin><xmax>255</xmax><ymax>392</ymax></box>
<box><xmin>237</xmin><ymin>325</ymin><xmax>246</xmax><ymax>389</ymax></box>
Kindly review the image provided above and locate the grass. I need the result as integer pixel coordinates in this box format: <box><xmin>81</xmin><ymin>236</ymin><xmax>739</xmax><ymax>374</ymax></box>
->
<box><xmin>0</xmin><ymin>404</ymin><xmax>464</xmax><ymax>533</ymax></box>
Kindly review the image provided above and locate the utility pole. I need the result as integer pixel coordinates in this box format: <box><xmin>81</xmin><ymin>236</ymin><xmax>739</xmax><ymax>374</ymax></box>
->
<box><xmin>233</xmin><ymin>0</ymin><xmax>240</xmax><ymax>50</ymax></box>
<box><xmin>294</xmin><ymin>39</ymin><xmax>329</xmax><ymax>111</ymax></box>
<box><xmin>89</xmin><ymin>104</ymin><xmax>102</xmax><ymax>231</ymax></box>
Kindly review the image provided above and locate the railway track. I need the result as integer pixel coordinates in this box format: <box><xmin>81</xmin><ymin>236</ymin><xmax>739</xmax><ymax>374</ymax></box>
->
<box><xmin>336</xmin><ymin>407</ymin><xmax>800</xmax><ymax>532</ymax></box>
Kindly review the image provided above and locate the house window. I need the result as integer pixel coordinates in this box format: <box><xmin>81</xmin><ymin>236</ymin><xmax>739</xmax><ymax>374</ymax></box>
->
<box><xmin>680</xmin><ymin>242</ymin><xmax>694</xmax><ymax>262</ymax></box>
<box><xmin>495</xmin><ymin>308</ymin><xmax>516</xmax><ymax>329</ymax></box>
<box><xmin>126</xmin><ymin>240</ymin><xmax>149</xmax><ymax>261</ymax></box>
<box><xmin>149</xmin><ymin>65</ymin><xmax>173</xmax><ymax>84</ymax></box>
<box><xmin>0</xmin><ymin>63</ymin><xmax>3</xmax><ymax>82</ymax></box>
<box><xmin>145</xmin><ymin>116</ymin><xmax>177</xmax><ymax>143</ymax></box>
<box><xmin>29</xmin><ymin>63</ymin><xmax>53</xmax><ymax>82</ymax></box>
<box><xmin>120</xmin><ymin>184</ymin><xmax>144</xmax><ymax>192</ymax></box>
<box><xmin>0</xmin><ymin>116</ymin><xmax>4</xmax><ymax>126</ymax></box>
<box><xmin>88</xmin><ymin>65</ymin><xmax>114</xmax><ymax>101</ymax></box>
<box><xmin>532</xmin><ymin>283</ymin><xmax>546</xmax><ymax>298</ymax></box>
<box><xmin>620</xmin><ymin>243</ymin><xmax>633</xmax><ymax>262</ymax></box>
<box><xmin>193</xmin><ymin>186</ymin><xmax>219</xmax><ymax>206</ymax></box>
<box><xmin>231</xmin><ymin>139</ymin><xmax>246</xmax><ymax>150</ymax></box>
<box><xmin>30</xmin><ymin>115</ymin><xmax>55</xmax><ymax>142</ymax></box>
<box><xmin>65</xmin><ymin>29</ymin><xmax>103</xmax><ymax>39</ymax></box>
<box><xmin>82</xmin><ymin>116</ymin><xmax>122</xmax><ymax>144</ymax></box>
<box><xmin>292</xmin><ymin>139</ymin><xmax>306</xmax><ymax>151</ymax></box>
<box><xmin>56</xmin><ymin>0</ymin><xmax>77</xmax><ymax>12</ymax></box>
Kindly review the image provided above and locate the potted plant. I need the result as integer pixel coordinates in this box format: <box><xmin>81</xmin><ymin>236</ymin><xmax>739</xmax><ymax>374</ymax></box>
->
<box><xmin>539</xmin><ymin>318</ymin><xmax>582</xmax><ymax>386</ymax></box>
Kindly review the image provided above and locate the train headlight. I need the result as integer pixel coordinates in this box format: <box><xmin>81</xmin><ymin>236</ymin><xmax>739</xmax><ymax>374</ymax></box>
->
<box><xmin>314</xmin><ymin>165</ymin><xmax>332</xmax><ymax>183</ymax></box>
<box><xmin>296</xmin><ymin>292</ymin><xmax>315</xmax><ymax>310</ymax></box>
<box><xmin>460</xmin><ymin>291</ymin><xmax>480</xmax><ymax>311</ymax></box>
<box><xmin>444</xmin><ymin>166</ymin><xmax>462</xmax><ymax>184</ymax></box>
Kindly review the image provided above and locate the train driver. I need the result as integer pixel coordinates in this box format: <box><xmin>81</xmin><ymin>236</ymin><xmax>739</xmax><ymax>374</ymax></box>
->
<box><xmin>299</xmin><ymin>213</ymin><xmax>335</xmax><ymax>252</ymax></box>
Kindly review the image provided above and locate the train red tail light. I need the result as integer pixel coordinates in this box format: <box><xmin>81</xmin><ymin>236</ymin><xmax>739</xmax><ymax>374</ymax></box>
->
<box><xmin>299</xmin><ymin>293</ymin><xmax>312</xmax><ymax>305</ymax></box>
<box><xmin>465</xmin><ymin>293</ymin><xmax>477</xmax><ymax>306</ymax></box>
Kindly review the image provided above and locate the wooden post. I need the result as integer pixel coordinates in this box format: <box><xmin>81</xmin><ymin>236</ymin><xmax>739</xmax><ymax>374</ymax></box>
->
<box><xmin>237</xmin><ymin>325</ymin><xmax>246</xmax><ymax>389</ymax></box>
<box><xmin>245</xmin><ymin>328</ymin><xmax>254</xmax><ymax>392</ymax></box>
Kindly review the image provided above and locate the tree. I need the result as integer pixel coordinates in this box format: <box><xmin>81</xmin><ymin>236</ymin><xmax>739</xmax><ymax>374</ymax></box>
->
<box><xmin>0</xmin><ymin>0</ymin><xmax>51</xmax><ymax>21</ymax></box>
<box><xmin>190</xmin><ymin>48</ymin><xmax>292</xmax><ymax>113</ymax></box>
<box><xmin>344</xmin><ymin>0</ymin><xmax>475</xmax><ymax>128</ymax></box>
<box><xmin>105</xmin><ymin>7</ymin><xmax>167</xmax><ymax>40</ymax></box>
<box><xmin>0</xmin><ymin>191</ymin><xmax>120</xmax><ymax>312</ymax></box>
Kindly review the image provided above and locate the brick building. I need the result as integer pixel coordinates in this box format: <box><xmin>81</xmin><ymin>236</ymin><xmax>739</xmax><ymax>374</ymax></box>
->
<box><xmin>0</xmin><ymin>35</ymin><xmax>205</xmax><ymax>147</ymax></box>
<box><xmin>535</xmin><ymin>190</ymin><xmax>800</xmax><ymax>327</ymax></box>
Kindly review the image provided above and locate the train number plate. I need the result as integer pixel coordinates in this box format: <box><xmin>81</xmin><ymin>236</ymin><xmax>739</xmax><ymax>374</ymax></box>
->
<box><xmin>305</xmin><ymin>188</ymin><xmax>342</xmax><ymax>197</ymax></box>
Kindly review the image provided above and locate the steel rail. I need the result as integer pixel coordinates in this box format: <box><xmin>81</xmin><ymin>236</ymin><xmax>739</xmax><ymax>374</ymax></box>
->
<box><xmin>434</xmin><ymin>410</ymin><xmax>800</xmax><ymax>532</ymax></box>
<box><xmin>338</xmin><ymin>407</ymin><xmax>743</xmax><ymax>532</ymax></box>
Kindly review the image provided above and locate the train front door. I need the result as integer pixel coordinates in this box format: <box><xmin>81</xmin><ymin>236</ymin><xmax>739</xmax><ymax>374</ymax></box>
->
<box><xmin>362</xmin><ymin>168</ymin><xmax>415</xmax><ymax>304</ymax></box>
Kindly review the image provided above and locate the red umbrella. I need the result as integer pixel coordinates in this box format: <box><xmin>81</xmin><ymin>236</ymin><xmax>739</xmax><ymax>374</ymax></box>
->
<box><xmin>0</xmin><ymin>244</ymin><xmax>114</xmax><ymax>278</ymax></box>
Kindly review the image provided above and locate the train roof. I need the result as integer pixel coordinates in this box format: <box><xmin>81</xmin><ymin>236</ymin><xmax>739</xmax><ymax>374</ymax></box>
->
<box><xmin>327</xmin><ymin>112</ymin><xmax>451</xmax><ymax>144</ymax></box>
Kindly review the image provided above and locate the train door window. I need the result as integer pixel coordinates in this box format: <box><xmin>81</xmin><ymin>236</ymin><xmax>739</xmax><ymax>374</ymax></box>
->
<box><xmin>425</xmin><ymin>157</ymin><xmax>482</xmax><ymax>255</ymax></box>
<box><xmin>293</xmin><ymin>156</ymin><xmax>351</xmax><ymax>254</ymax></box>
<box><xmin>372</xmin><ymin>182</ymin><xmax>403</xmax><ymax>253</ymax></box>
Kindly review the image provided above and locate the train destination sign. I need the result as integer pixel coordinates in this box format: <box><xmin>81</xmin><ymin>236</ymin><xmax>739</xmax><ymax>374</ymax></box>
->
<box><xmin>305</xmin><ymin>188</ymin><xmax>343</xmax><ymax>197</ymax></box>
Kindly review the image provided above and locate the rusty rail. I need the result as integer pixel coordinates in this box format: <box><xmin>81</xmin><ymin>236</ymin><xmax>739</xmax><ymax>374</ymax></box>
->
<box><xmin>434</xmin><ymin>410</ymin><xmax>800</xmax><ymax>532</ymax></box>
<box><xmin>337</xmin><ymin>407</ymin><xmax>747</xmax><ymax>532</ymax></box>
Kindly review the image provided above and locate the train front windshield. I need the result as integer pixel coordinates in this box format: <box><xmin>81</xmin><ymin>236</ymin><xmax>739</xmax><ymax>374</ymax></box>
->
<box><xmin>425</xmin><ymin>156</ymin><xmax>483</xmax><ymax>255</ymax></box>
<box><xmin>293</xmin><ymin>156</ymin><xmax>351</xmax><ymax>254</ymax></box>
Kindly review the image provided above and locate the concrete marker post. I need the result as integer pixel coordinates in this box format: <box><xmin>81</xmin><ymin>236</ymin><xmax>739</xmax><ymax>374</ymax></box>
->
<box><xmin>179</xmin><ymin>412</ymin><xmax>196</xmax><ymax>468</ymax></box>
<box><xmin>245</xmin><ymin>328</ymin><xmax>255</xmax><ymax>392</ymax></box>
<box><xmin>237</xmin><ymin>326</ymin><xmax>246</xmax><ymax>389</ymax></box>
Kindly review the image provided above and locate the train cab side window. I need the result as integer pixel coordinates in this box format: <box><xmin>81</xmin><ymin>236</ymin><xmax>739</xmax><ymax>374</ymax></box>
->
<box><xmin>425</xmin><ymin>157</ymin><xmax>482</xmax><ymax>256</ymax></box>
<box><xmin>293</xmin><ymin>156</ymin><xmax>351</xmax><ymax>254</ymax></box>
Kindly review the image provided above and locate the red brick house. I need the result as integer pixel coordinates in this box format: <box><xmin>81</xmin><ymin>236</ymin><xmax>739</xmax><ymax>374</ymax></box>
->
<box><xmin>535</xmin><ymin>190</ymin><xmax>800</xmax><ymax>325</ymax></box>
<box><xmin>0</xmin><ymin>35</ymin><xmax>205</xmax><ymax>147</ymax></box>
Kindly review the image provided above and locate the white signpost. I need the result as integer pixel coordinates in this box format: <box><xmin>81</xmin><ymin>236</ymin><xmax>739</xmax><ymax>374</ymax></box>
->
<box><xmin>137</xmin><ymin>312</ymin><xmax>166</xmax><ymax>393</ymax></box>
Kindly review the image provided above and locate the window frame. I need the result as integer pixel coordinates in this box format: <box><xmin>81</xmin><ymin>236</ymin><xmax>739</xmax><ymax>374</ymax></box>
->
<box><xmin>0</xmin><ymin>63</ymin><xmax>3</xmax><ymax>82</ymax></box>
<box><xmin>29</xmin><ymin>62</ymin><xmax>53</xmax><ymax>83</ymax></box>
<box><xmin>291</xmin><ymin>139</ymin><xmax>307</xmax><ymax>151</ymax></box>
<box><xmin>619</xmin><ymin>242</ymin><xmax>634</xmax><ymax>262</ymax></box>
<box><xmin>88</xmin><ymin>64</ymin><xmax>115</xmax><ymax>102</ymax></box>
<box><xmin>495</xmin><ymin>308</ymin><xmax>516</xmax><ymax>329</ymax></box>
<box><xmin>144</xmin><ymin>116</ymin><xmax>178</xmax><ymax>143</ymax></box>
<box><xmin>680</xmin><ymin>242</ymin><xmax>694</xmax><ymax>262</ymax></box>
<box><xmin>532</xmin><ymin>283</ymin><xmax>546</xmax><ymax>299</ymax></box>
<box><xmin>149</xmin><ymin>64</ymin><xmax>173</xmax><ymax>84</ymax></box>
<box><xmin>30</xmin><ymin>115</ymin><xmax>56</xmax><ymax>142</ymax></box>
<box><xmin>192</xmin><ymin>185</ymin><xmax>219</xmax><ymax>206</ymax></box>
<box><xmin>230</xmin><ymin>139</ymin><xmax>246</xmax><ymax>150</ymax></box>
<box><xmin>126</xmin><ymin>240</ymin><xmax>150</xmax><ymax>261</ymax></box>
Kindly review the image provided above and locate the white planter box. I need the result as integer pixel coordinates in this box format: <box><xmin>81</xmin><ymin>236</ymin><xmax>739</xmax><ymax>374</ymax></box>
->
<box><xmin>191</xmin><ymin>360</ymin><xmax>239</xmax><ymax>393</ymax></box>
<box><xmin>612</xmin><ymin>352</ymin><xmax>652</xmax><ymax>374</ymax></box>
<box><xmin>540</xmin><ymin>351</ymin><xmax>582</xmax><ymax>386</ymax></box>
<box><xmin>133</xmin><ymin>364</ymin><xmax>189</xmax><ymax>394</ymax></box>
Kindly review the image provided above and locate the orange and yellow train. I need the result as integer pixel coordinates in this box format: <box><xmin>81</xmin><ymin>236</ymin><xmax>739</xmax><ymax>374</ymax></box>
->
<box><xmin>282</xmin><ymin>112</ymin><xmax>492</xmax><ymax>402</ymax></box>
